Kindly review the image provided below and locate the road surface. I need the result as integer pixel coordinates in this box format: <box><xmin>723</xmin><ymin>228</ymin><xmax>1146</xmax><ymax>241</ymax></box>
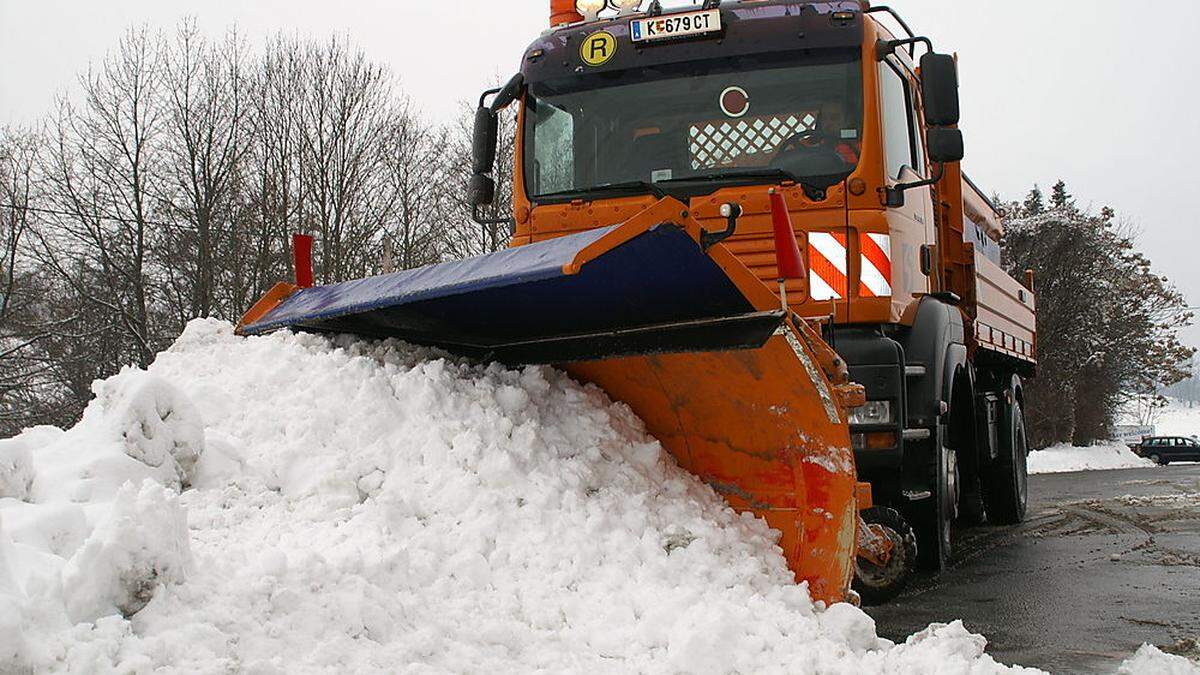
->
<box><xmin>866</xmin><ymin>465</ymin><xmax>1200</xmax><ymax>674</ymax></box>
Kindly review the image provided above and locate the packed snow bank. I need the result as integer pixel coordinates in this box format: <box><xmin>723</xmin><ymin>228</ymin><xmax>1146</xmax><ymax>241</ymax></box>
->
<box><xmin>1028</xmin><ymin>443</ymin><xmax>1156</xmax><ymax>474</ymax></box>
<box><xmin>0</xmin><ymin>368</ymin><xmax>198</xmax><ymax>672</ymax></box>
<box><xmin>3</xmin><ymin>319</ymin><xmax>1181</xmax><ymax>673</ymax></box>
<box><xmin>1120</xmin><ymin>645</ymin><xmax>1200</xmax><ymax>674</ymax></box>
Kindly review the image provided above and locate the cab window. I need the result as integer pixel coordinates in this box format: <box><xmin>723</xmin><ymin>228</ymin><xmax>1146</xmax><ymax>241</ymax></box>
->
<box><xmin>878</xmin><ymin>60</ymin><xmax>920</xmax><ymax>180</ymax></box>
<box><xmin>527</xmin><ymin>98</ymin><xmax>575</xmax><ymax>196</ymax></box>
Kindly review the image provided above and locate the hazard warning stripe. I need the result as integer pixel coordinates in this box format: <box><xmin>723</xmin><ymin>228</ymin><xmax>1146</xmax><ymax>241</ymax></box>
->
<box><xmin>859</xmin><ymin>233</ymin><xmax>892</xmax><ymax>298</ymax></box>
<box><xmin>808</xmin><ymin>233</ymin><xmax>848</xmax><ymax>301</ymax></box>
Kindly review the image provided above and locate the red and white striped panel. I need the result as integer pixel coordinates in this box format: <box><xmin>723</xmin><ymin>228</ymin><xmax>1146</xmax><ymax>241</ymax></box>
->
<box><xmin>859</xmin><ymin>233</ymin><xmax>892</xmax><ymax>298</ymax></box>
<box><xmin>808</xmin><ymin>233</ymin><xmax>849</xmax><ymax>301</ymax></box>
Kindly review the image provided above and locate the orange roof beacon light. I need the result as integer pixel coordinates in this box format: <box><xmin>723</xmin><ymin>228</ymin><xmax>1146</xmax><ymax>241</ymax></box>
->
<box><xmin>550</xmin><ymin>0</ymin><xmax>584</xmax><ymax>26</ymax></box>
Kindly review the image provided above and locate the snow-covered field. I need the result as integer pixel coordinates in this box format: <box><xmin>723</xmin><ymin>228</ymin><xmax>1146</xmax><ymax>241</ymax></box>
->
<box><xmin>1155</xmin><ymin>400</ymin><xmax>1200</xmax><ymax>440</ymax></box>
<box><xmin>1026</xmin><ymin>399</ymin><xmax>1200</xmax><ymax>475</ymax></box>
<box><xmin>1</xmin><ymin>321</ymin><xmax>1194</xmax><ymax>673</ymax></box>
<box><xmin>1028</xmin><ymin>444</ymin><xmax>1156</xmax><ymax>475</ymax></box>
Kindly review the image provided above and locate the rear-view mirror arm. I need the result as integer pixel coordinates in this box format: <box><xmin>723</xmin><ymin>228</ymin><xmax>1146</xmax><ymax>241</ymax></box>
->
<box><xmin>876</xmin><ymin>36</ymin><xmax>933</xmax><ymax>61</ymax></box>
<box><xmin>881</xmin><ymin>162</ymin><xmax>945</xmax><ymax>208</ymax></box>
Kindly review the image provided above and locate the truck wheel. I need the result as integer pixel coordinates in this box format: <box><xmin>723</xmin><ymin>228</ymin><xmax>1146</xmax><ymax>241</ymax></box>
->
<box><xmin>853</xmin><ymin>507</ymin><xmax>918</xmax><ymax>605</ymax></box>
<box><xmin>912</xmin><ymin>427</ymin><xmax>957</xmax><ymax>571</ymax></box>
<box><xmin>982</xmin><ymin>399</ymin><xmax>1029</xmax><ymax>525</ymax></box>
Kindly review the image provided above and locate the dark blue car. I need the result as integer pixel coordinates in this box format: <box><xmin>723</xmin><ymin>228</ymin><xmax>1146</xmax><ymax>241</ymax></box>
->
<box><xmin>1132</xmin><ymin>436</ymin><xmax>1200</xmax><ymax>465</ymax></box>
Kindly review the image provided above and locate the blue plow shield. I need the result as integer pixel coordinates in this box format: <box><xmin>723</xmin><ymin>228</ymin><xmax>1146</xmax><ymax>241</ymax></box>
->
<box><xmin>239</xmin><ymin>223</ymin><xmax>783</xmax><ymax>364</ymax></box>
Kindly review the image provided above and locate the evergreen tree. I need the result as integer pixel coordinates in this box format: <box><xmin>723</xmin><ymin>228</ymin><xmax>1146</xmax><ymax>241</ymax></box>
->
<box><xmin>1003</xmin><ymin>181</ymin><xmax>1194</xmax><ymax>447</ymax></box>
<box><xmin>1023</xmin><ymin>185</ymin><xmax>1044</xmax><ymax>215</ymax></box>
<box><xmin>1050</xmin><ymin>180</ymin><xmax>1072</xmax><ymax>209</ymax></box>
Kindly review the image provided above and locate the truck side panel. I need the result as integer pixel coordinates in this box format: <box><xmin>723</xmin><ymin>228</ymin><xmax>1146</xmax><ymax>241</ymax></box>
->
<box><xmin>973</xmin><ymin>252</ymin><xmax>1036</xmax><ymax>366</ymax></box>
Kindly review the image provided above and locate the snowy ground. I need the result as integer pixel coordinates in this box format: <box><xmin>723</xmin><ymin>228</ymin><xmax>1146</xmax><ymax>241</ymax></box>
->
<box><xmin>1148</xmin><ymin>401</ymin><xmax>1200</xmax><ymax>468</ymax></box>
<box><xmin>1028</xmin><ymin>444</ymin><xmax>1156</xmax><ymax>475</ymax></box>
<box><xmin>1</xmin><ymin>320</ymin><xmax>1195</xmax><ymax>674</ymax></box>
<box><xmin>1155</xmin><ymin>400</ymin><xmax>1200</xmax><ymax>444</ymax></box>
<box><xmin>1026</xmin><ymin>399</ymin><xmax>1200</xmax><ymax>475</ymax></box>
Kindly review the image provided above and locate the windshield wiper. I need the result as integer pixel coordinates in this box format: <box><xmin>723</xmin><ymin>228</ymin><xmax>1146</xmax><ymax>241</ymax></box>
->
<box><xmin>538</xmin><ymin>180</ymin><xmax>668</xmax><ymax>201</ymax></box>
<box><xmin>656</xmin><ymin>169</ymin><xmax>831</xmax><ymax>199</ymax></box>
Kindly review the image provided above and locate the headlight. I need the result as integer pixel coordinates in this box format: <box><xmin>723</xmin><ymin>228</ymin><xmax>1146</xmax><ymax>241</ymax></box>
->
<box><xmin>849</xmin><ymin>400</ymin><xmax>894</xmax><ymax>426</ymax></box>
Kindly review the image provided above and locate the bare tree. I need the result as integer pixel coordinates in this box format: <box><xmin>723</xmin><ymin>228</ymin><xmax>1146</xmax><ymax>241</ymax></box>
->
<box><xmin>243</xmin><ymin>36</ymin><xmax>306</xmax><ymax>304</ymax></box>
<box><xmin>441</xmin><ymin>100</ymin><xmax>516</xmax><ymax>260</ymax></box>
<box><xmin>380</xmin><ymin>103</ymin><xmax>450</xmax><ymax>269</ymax></box>
<box><xmin>294</xmin><ymin>38</ymin><xmax>395</xmax><ymax>281</ymax></box>
<box><xmin>38</xmin><ymin>27</ymin><xmax>167</xmax><ymax>367</ymax></box>
<box><xmin>159</xmin><ymin>21</ymin><xmax>250</xmax><ymax>323</ymax></box>
<box><xmin>1</xmin><ymin>23</ymin><xmax>514</xmax><ymax>434</ymax></box>
<box><xmin>0</xmin><ymin>127</ymin><xmax>36</xmax><ymax>320</ymax></box>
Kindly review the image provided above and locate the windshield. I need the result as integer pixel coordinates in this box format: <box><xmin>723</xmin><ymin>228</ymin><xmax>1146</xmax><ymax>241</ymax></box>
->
<box><xmin>524</xmin><ymin>50</ymin><xmax>863</xmax><ymax>201</ymax></box>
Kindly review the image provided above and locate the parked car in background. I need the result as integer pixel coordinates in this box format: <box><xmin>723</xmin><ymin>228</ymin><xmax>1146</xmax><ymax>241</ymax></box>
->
<box><xmin>1131</xmin><ymin>437</ymin><xmax>1200</xmax><ymax>465</ymax></box>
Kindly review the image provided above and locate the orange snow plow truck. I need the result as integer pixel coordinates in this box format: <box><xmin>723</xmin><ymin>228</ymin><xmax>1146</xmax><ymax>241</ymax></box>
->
<box><xmin>240</xmin><ymin>0</ymin><xmax>1037</xmax><ymax>605</ymax></box>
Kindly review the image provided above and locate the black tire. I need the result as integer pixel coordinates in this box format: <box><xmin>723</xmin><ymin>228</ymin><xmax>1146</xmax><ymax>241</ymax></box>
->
<box><xmin>982</xmin><ymin>397</ymin><xmax>1029</xmax><ymax>525</ymax></box>
<box><xmin>911</xmin><ymin>425</ymin><xmax>957</xmax><ymax>571</ymax></box>
<box><xmin>853</xmin><ymin>506</ymin><xmax>918</xmax><ymax>605</ymax></box>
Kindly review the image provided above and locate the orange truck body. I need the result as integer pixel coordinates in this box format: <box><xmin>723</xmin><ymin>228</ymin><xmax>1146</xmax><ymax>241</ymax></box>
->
<box><xmin>510</xmin><ymin>1</ymin><xmax>1036</xmax><ymax>577</ymax></box>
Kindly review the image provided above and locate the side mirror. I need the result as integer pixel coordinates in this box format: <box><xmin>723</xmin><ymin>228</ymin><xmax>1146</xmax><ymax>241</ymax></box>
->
<box><xmin>469</xmin><ymin>173</ymin><xmax>496</xmax><ymax>208</ymax></box>
<box><xmin>472</xmin><ymin>107</ymin><xmax>498</xmax><ymax>175</ymax></box>
<box><xmin>927</xmin><ymin>127</ymin><xmax>964</xmax><ymax>163</ymax></box>
<box><xmin>920</xmin><ymin>53</ymin><xmax>960</xmax><ymax>127</ymax></box>
<box><xmin>491</xmin><ymin>73</ymin><xmax>525</xmax><ymax>113</ymax></box>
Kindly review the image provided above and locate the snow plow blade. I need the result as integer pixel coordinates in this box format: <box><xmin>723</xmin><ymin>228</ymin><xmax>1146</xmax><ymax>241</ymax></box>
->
<box><xmin>240</xmin><ymin>222</ymin><xmax>784</xmax><ymax>364</ymax></box>
<box><xmin>240</xmin><ymin>198</ymin><xmax>863</xmax><ymax>604</ymax></box>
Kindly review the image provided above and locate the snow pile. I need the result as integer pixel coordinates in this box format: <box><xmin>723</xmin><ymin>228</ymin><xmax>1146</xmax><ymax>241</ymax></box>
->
<box><xmin>1027</xmin><ymin>443</ymin><xmax>1156</xmax><ymax>475</ymax></box>
<box><xmin>0</xmin><ymin>370</ymin><xmax>197</xmax><ymax>672</ymax></box>
<box><xmin>1120</xmin><ymin>645</ymin><xmax>1200</xmax><ymax>675</ymax></box>
<box><xmin>6</xmin><ymin>318</ymin><xmax>1179</xmax><ymax>673</ymax></box>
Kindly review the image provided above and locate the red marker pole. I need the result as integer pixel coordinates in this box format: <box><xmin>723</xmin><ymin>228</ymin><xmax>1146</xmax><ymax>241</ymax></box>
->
<box><xmin>292</xmin><ymin>234</ymin><xmax>315</xmax><ymax>288</ymax></box>
<box><xmin>769</xmin><ymin>189</ymin><xmax>805</xmax><ymax>312</ymax></box>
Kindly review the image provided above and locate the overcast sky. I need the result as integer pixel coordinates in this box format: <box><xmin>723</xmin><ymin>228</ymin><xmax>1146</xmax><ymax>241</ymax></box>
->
<box><xmin>3</xmin><ymin>0</ymin><xmax>1199</xmax><ymax>346</ymax></box>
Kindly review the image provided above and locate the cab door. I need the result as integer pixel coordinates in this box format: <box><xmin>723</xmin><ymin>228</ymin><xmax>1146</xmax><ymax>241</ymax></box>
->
<box><xmin>877</xmin><ymin>56</ymin><xmax>934</xmax><ymax>300</ymax></box>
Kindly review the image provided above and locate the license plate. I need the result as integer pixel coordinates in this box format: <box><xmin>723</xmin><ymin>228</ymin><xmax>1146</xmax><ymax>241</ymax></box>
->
<box><xmin>630</xmin><ymin>9</ymin><xmax>722</xmax><ymax>43</ymax></box>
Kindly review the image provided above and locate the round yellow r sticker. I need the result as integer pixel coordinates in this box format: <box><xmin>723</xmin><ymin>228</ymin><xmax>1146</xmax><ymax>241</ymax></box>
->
<box><xmin>581</xmin><ymin>31</ymin><xmax>617</xmax><ymax>67</ymax></box>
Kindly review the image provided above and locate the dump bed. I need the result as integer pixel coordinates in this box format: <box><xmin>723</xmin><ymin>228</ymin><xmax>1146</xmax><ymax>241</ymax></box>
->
<box><xmin>963</xmin><ymin>175</ymin><xmax>1037</xmax><ymax>368</ymax></box>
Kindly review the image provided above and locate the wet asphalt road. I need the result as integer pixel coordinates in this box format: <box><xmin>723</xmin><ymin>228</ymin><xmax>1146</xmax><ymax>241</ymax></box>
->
<box><xmin>865</xmin><ymin>465</ymin><xmax>1200</xmax><ymax>674</ymax></box>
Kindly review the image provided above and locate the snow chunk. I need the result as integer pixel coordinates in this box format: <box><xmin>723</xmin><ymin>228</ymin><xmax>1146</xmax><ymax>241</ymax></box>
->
<box><xmin>1028</xmin><ymin>443</ymin><xmax>1155</xmax><ymax>474</ymax></box>
<box><xmin>0</xmin><ymin>516</ymin><xmax>31</xmax><ymax>673</ymax></box>
<box><xmin>0</xmin><ymin>435</ymin><xmax>35</xmax><ymax>500</ymax></box>
<box><xmin>85</xmin><ymin>368</ymin><xmax>206</xmax><ymax>488</ymax></box>
<box><xmin>61</xmin><ymin>480</ymin><xmax>192</xmax><ymax>623</ymax></box>
<box><xmin>1119</xmin><ymin>644</ymin><xmax>1200</xmax><ymax>675</ymax></box>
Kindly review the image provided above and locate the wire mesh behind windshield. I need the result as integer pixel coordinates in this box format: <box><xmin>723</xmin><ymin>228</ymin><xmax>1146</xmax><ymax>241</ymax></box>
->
<box><xmin>690</xmin><ymin>112</ymin><xmax>818</xmax><ymax>171</ymax></box>
<box><xmin>524</xmin><ymin>51</ymin><xmax>863</xmax><ymax>200</ymax></box>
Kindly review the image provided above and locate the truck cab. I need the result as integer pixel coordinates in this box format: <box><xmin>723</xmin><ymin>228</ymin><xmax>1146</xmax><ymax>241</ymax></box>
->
<box><xmin>472</xmin><ymin>0</ymin><xmax>1038</xmax><ymax>571</ymax></box>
